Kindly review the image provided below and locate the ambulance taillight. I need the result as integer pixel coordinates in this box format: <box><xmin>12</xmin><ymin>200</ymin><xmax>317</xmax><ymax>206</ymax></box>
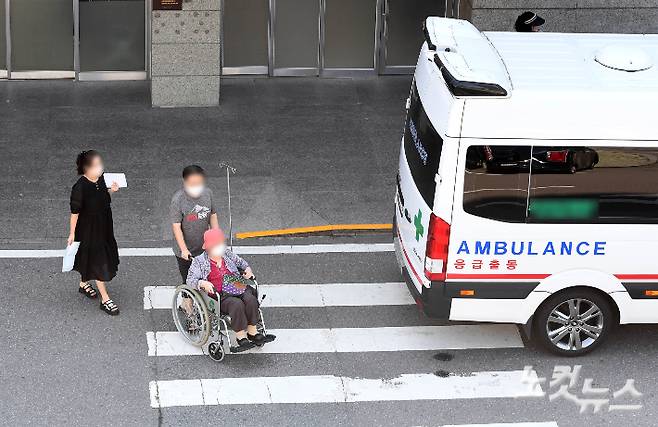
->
<box><xmin>546</xmin><ymin>150</ymin><xmax>569</xmax><ymax>162</ymax></box>
<box><xmin>424</xmin><ymin>213</ymin><xmax>450</xmax><ymax>281</ymax></box>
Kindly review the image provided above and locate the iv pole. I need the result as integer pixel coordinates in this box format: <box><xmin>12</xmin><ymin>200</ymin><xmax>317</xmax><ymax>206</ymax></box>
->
<box><xmin>219</xmin><ymin>162</ymin><xmax>237</xmax><ymax>248</ymax></box>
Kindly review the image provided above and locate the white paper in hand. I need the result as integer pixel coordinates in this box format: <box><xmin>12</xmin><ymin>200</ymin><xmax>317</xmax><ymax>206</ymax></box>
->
<box><xmin>62</xmin><ymin>242</ymin><xmax>80</xmax><ymax>272</ymax></box>
<box><xmin>104</xmin><ymin>173</ymin><xmax>127</xmax><ymax>188</ymax></box>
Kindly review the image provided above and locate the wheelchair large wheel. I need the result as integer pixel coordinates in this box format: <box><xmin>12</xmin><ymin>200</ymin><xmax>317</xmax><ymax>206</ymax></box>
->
<box><xmin>172</xmin><ymin>285</ymin><xmax>212</xmax><ymax>347</ymax></box>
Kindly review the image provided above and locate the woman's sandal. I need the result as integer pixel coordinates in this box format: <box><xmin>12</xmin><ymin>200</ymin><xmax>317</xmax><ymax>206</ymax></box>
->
<box><xmin>100</xmin><ymin>299</ymin><xmax>120</xmax><ymax>316</ymax></box>
<box><xmin>78</xmin><ymin>283</ymin><xmax>98</xmax><ymax>299</ymax></box>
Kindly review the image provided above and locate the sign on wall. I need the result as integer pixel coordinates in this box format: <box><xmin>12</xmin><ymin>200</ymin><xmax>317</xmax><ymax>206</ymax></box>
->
<box><xmin>153</xmin><ymin>0</ymin><xmax>183</xmax><ymax>10</ymax></box>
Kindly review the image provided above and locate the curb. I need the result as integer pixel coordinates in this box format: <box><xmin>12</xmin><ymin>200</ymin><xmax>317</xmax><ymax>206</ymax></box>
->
<box><xmin>235</xmin><ymin>224</ymin><xmax>393</xmax><ymax>239</ymax></box>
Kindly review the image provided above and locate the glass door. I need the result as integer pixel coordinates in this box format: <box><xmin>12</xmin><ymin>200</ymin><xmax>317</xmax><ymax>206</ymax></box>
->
<box><xmin>78</xmin><ymin>0</ymin><xmax>147</xmax><ymax>80</ymax></box>
<box><xmin>223</xmin><ymin>0</ymin><xmax>269</xmax><ymax>75</ymax></box>
<box><xmin>379</xmin><ymin>0</ymin><xmax>444</xmax><ymax>74</ymax></box>
<box><xmin>321</xmin><ymin>0</ymin><xmax>377</xmax><ymax>76</ymax></box>
<box><xmin>9</xmin><ymin>0</ymin><xmax>75</xmax><ymax>79</ymax></box>
<box><xmin>271</xmin><ymin>0</ymin><xmax>320</xmax><ymax>76</ymax></box>
<box><xmin>1</xmin><ymin>1</ymin><xmax>6</xmax><ymax>78</ymax></box>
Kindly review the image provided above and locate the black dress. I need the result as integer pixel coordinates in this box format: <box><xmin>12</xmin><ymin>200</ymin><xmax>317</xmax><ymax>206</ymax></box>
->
<box><xmin>70</xmin><ymin>175</ymin><xmax>120</xmax><ymax>282</ymax></box>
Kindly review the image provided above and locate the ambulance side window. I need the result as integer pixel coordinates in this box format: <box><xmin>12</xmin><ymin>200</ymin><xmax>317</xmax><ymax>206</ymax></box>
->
<box><xmin>462</xmin><ymin>145</ymin><xmax>530</xmax><ymax>223</ymax></box>
<box><xmin>403</xmin><ymin>82</ymin><xmax>443</xmax><ymax>207</ymax></box>
<box><xmin>529</xmin><ymin>146</ymin><xmax>658</xmax><ymax>224</ymax></box>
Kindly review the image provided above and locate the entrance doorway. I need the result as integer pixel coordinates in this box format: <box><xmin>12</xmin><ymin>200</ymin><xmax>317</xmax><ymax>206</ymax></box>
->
<box><xmin>379</xmin><ymin>0</ymin><xmax>444</xmax><ymax>74</ymax></box>
<box><xmin>222</xmin><ymin>0</ymin><xmax>270</xmax><ymax>75</ymax></box>
<box><xmin>221</xmin><ymin>0</ymin><xmax>446</xmax><ymax>77</ymax></box>
<box><xmin>8</xmin><ymin>0</ymin><xmax>74</xmax><ymax>79</ymax></box>
<box><xmin>1</xmin><ymin>2</ymin><xmax>6</xmax><ymax>78</ymax></box>
<box><xmin>271</xmin><ymin>0</ymin><xmax>320</xmax><ymax>76</ymax></box>
<box><xmin>1</xmin><ymin>0</ymin><xmax>147</xmax><ymax>80</ymax></box>
<box><xmin>78</xmin><ymin>0</ymin><xmax>147</xmax><ymax>80</ymax></box>
<box><xmin>321</xmin><ymin>0</ymin><xmax>378</xmax><ymax>76</ymax></box>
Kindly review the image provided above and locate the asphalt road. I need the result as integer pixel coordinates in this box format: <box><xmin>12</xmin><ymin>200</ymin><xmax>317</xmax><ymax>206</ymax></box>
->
<box><xmin>1</xmin><ymin>235</ymin><xmax>658</xmax><ymax>427</ymax></box>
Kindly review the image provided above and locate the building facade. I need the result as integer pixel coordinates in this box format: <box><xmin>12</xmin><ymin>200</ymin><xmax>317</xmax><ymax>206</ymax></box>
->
<box><xmin>0</xmin><ymin>0</ymin><xmax>451</xmax><ymax>82</ymax></box>
<box><xmin>2</xmin><ymin>1</ymin><xmax>657</xmax><ymax>105</ymax></box>
<box><xmin>2</xmin><ymin>0</ymin><xmax>656</xmax><ymax>81</ymax></box>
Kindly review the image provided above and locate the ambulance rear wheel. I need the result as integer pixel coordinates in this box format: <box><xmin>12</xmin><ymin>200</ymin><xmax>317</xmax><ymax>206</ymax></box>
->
<box><xmin>534</xmin><ymin>289</ymin><xmax>614</xmax><ymax>357</ymax></box>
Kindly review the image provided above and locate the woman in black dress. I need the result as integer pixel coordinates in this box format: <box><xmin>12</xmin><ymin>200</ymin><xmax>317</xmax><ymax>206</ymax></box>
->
<box><xmin>68</xmin><ymin>150</ymin><xmax>120</xmax><ymax>315</ymax></box>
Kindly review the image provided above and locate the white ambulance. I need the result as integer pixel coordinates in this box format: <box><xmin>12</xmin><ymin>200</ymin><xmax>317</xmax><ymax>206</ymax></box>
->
<box><xmin>394</xmin><ymin>17</ymin><xmax>658</xmax><ymax>356</ymax></box>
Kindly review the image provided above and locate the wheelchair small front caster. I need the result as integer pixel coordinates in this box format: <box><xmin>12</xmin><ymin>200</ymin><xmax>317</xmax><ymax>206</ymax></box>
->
<box><xmin>208</xmin><ymin>341</ymin><xmax>225</xmax><ymax>362</ymax></box>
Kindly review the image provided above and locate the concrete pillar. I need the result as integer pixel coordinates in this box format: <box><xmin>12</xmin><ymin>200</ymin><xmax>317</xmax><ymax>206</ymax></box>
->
<box><xmin>465</xmin><ymin>0</ymin><xmax>658</xmax><ymax>34</ymax></box>
<box><xmin>151</xmin><ymin>0</ymin><xmax>221</xmax><ymax>107</ymax></box>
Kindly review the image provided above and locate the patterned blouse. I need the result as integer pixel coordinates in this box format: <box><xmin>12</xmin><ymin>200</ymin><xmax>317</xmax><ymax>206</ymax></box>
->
<box><xmin>186</xmin><ymin>249</ymin><xmax>250</xmax><ymax>291</ymax></box>
<box><xmin>207</xmin><ymin>258</ymin><xmax>247</xmax><ymax>296</ymax></box>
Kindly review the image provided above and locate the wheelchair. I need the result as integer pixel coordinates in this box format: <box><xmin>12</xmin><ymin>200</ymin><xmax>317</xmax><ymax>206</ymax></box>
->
<box><xmin>171</xmin><ymin>277</ymin><xmax>269</xmax><ymax>362</ymax></box>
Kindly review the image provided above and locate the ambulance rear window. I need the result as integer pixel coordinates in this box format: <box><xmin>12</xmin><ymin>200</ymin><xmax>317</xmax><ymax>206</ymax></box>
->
<box><xmin>463</xmin><ymin>146</ymin><xmax>529</xmax><ymax>223</ymax></box>
<box><xmin>463</xmin><ymin>145</ymin><xmax>658</xmax><ymax>224</ymax></box>
<box><xmin>404</xmin><ymin>82</ymin><xmax>443</xmax><ymax>207</ymax></box>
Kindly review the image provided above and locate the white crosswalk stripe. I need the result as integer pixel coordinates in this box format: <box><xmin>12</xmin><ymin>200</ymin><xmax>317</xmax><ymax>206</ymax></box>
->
<box><xmin>146</xmin><ymin>324</ymin><xmax>523</xmax><ymax>356</ymax></box>
<box><xmin>149</xmin><ymin>370</ymin><xmax>544</xmax><ymax>408</ymax></box>
<box><xmin>143</xmin><ymin>282</ymin><xmax>414</xmax><ymax>309</ymax></box>
<box><xmin>0</xmin><ymin>242</ymin><xmax>393</xmax><ymax>259</ymax></box>
<box><xmin>441</xmin><ymin>423</ymin><xmax>558</xmax><ymax>427</ymax></box>
<box><xmin>139</xmin><ymin>246</ymin><xmax>548</xmax><ymax>423</ymax></box>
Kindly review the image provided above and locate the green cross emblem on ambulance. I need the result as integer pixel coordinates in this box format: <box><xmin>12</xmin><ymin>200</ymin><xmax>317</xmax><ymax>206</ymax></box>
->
<box><xmin>413</xmin><ymin>209</ymin><xmax>424</xmax><ymax>241</ymax></box>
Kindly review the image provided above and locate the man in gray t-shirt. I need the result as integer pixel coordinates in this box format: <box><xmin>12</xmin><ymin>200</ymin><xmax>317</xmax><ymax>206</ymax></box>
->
<box><xmin>170</xmin><ymin>165</ymin><xmax>219</xmax><ymax>283</ymax></box>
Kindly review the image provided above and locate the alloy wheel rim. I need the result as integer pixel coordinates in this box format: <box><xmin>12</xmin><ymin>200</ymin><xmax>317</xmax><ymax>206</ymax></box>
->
<box><xmin>546</xmin><ymin>298</ymin><xmax>604</xmax><ymax>351</ymax></box>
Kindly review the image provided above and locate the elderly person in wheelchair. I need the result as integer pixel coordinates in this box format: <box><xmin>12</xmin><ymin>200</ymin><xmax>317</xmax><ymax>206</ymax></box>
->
<box><xmin>186</xmin><ymin>228</ymin><xmax>275</xmax><ymax>352</ymax></box>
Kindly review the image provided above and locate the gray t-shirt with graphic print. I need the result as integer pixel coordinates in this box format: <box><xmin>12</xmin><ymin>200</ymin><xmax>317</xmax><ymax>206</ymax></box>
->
<box><xmin>170</xmin><ymin>188</ymin><xmax>217</xmax><ymax>258</ymax></box>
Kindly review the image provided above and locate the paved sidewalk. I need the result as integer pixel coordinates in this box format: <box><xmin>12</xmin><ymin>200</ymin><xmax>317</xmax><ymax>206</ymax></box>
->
<box><xmin>0</xmin><ymin>76</ymin><xmax>411</xmax><ymax>247</ymax></box>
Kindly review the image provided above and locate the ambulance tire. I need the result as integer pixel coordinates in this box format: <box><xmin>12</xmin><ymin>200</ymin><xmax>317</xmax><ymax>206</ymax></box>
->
<box><xmin>534</xmin><ymin>288</ymin><xmax>614</xmax><ymax>357</ymax></box>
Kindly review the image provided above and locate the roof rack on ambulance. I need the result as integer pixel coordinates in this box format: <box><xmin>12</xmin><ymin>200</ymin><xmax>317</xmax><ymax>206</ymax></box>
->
<box><xmin>422</xmin><ymin>17</ymin><xmax>511</xmax><ymax>98</ymax></box>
